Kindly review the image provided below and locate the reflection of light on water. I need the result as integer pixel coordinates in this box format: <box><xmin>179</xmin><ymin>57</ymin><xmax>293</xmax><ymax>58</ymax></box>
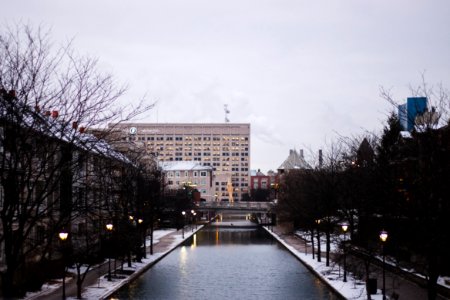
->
<box><xmin>112</xmin><ymin>226</ymin><xmax>336</xmax><ymax>299</ymax></box>
<box><xmin>180</xmin><ymin>246</ymin><xmax>187</xmax><ymax>275</ymax></box>
<box><xmin>191</xmin><ymin>234</ymin><xmax>197</xmax><ymax>249</ymax></box>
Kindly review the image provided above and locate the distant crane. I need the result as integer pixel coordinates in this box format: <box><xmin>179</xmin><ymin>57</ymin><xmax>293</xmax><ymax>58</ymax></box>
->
<box><xmin>224</xmin><ymin>104</ymin><xmax>230</xmax><ymax>123</ymax></box>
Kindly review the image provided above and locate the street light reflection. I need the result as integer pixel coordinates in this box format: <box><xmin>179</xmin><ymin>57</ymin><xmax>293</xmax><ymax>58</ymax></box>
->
<box><xmin>180</xmin><ymin>246</ymin><xmax>187</xmax><ymax>271</ymax></box>
<box><xmin>191</xmin><ymin>234</ymin><xmax>197</xmax><ymax>249</ymax></box>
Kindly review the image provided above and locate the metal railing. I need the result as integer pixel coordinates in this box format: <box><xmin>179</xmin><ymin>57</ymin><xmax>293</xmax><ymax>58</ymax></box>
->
<box><xmin>196</xmin><ymin>201</ymin><xmax>272</xmax><ymax>211</ymax></box>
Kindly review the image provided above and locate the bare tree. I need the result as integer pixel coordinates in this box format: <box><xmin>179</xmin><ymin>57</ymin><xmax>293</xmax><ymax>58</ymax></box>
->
<box><xmin>380</xmin><ymin>77</ymin><xmax>450</xmax><ymax>300</ymax></box>
<box><xmin>380</xmin><ymin>72</ymin><xmax>449</xmax><ymax>132</ymax></box>
<box><xmin>0</xmin><ymin>24</ymin><xmax>153</xmax><ymax>297</ymax></box>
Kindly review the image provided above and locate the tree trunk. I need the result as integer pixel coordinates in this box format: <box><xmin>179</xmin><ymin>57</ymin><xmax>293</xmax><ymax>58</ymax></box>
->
<box><xmin>364</xmin><ymin>259</ymin><xmax>371</xmax><ymax>300</ymax></box>
<box><xmin>77</xmin><ymin>276</ymin><xmax>82</xmax><ymax>299</ymax></box>
<box><xmin>317</xmin><ymin>229</ymin><xmax>321</xmax><ymax>262</ymax></box>
<box><xmin>2</xmin><ymin>269</ymin><xmax>15</xmax><ymax>298</ymax></box>
<box><xmin>326</xmin><ymin>229</ymin><xmax>330</xmax><ymax>266</ymax></box>
<box><xmin>427</xmin><ymin>254</ymin><xmax>439</xmax><ymax>300</ymax></box>
<box><xmin>311</xmin><ymin>229</ymin><xmax>315</xmax><ymax>259</ymax></box>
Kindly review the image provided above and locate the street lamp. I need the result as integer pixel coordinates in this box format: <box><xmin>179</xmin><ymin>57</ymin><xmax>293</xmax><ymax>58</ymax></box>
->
<box><xmin>182</xmin><ymin>211</ymin><xmax>186</xmax><ymax>239</ymax></box>
<box><xmin>58</xmin><ymin>231</ymin><xmax>69</xmax><ymax>300</ymax></box>
<box><xmin>106</xmin><ymin>223</ymin><xmax>113</xmax><ymax>281</ymax></box>
<box><xmin>191</xmin><ymin>210</ymin><xmax>195</xmax><ymax>232</ymax></box>
<box><xmin>193</xmin><ymin>212</ymin><xmax>197</xmax><ymax>230</ymax></box>
<box><xmin>138</xmin><ymin>218</ymin><xmax>145</xmax><ymax>258</ymax></box>
<box><xmin>379</xmin><ymin>230</ymin><xmax>388</xmax><ymax>300</ymax></box>
<box><xmin>341</xmin><ymin>223</ymin><xmax>349</xmax><ymax>282</ymax></box>
<box><xmin>315</xmin><ymin>219</ymin><xmax>321</xmax><ymax>262</ymax></box>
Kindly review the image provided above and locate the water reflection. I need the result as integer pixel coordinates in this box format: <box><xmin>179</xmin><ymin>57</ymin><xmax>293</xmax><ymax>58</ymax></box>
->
<box><xmin>111</xmin><ymin>226</ymin><xmax>338</xmax><ymax>300</ymax></box>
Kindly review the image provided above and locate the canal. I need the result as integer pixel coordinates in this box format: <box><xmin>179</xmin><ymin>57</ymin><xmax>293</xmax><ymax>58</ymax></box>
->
<box><xmin>110</xmin><ymin>224</ymin><xmax>339</xmax><ymax>300</ymax></box>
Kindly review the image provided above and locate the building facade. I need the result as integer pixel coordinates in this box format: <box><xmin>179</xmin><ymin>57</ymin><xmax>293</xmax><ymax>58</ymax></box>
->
<box><xmin>159</xmin><ymin>161</ymin><xmax>214</xmax><ymax>201</ymax></box>
<box><xmin>113</xmin><ymin>123</ymin><xmax>251</xmax><ymax>201</ymax></box>
<box><xmin>398</xmin><ymin>97</ymin><xmax>428</xmax><ymax>131</ymax></box>
<box><xmin>0</xmin><ymin>89</ymin><xmax>141</xmax><ymax>293</ymax></box>
<box><xmin>250</xmin><ymin>169</ymin><xmax>270</xmax><ymax>190</ymax></box>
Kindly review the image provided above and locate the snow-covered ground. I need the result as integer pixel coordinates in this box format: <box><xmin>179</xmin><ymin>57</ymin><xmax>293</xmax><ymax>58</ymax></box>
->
<box><xmin>80</xmin><ymin>228</ymin><xmax>187</xmax><ymax>300</ymax></box>
<box><xmin>295</xmin><ymin>229</ymin><xmax>450</xmax><ymax>294</ymax></box>
<box><xmin>24</xmin><ymin>228</ymin><xmax>198</xmax><ymax>300</ymax></box>
<box><xmin>266</xmin><ymin>227</ymin><xmax>386</xmax><ymax>300</ymax></box>
<box><xmin>23</xmin><ymin>225</ymin><xmax>450</xmax><ymax>300</ymax></box>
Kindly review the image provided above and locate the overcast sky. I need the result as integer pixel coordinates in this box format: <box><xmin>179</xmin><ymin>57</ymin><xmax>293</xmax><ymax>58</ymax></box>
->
<box><xmin>4</xmin><ymin>0</ymin><xmax>450</xmax><ymax>172</ymax></box>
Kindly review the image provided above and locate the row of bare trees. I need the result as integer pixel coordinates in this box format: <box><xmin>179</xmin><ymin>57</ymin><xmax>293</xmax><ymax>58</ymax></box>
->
<box><xmin>0</xmin><ymin>25</ymin><xmax>157</xmax><ymax>298</ymax></box>
<box><xmin>277</xmin><ymin>82</ymin><xmax>450</xmax><ymax>300</ymax></box>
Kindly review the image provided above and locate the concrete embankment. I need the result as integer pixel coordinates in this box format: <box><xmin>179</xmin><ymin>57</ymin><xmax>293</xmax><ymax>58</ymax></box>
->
<box><xmin>262</xmin><ymin>226</ymin><xmax>347</xmax><ymax>300</ymax></box>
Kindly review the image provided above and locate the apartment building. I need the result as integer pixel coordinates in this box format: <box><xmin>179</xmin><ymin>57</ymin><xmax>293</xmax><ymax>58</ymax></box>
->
<box><xmin>112</xmin><ymin>123</ymin><xmax>251</xmax><ymax>201</ymax></box>
<box><xmin>159</xmin><ymin>161</ymin><xmax>214</xmax><ymax>201</ymax></box>
<box><xmin>0</xmin><ymin>89</ymin><xmax>138</xmax><ymax>292</ymax></box>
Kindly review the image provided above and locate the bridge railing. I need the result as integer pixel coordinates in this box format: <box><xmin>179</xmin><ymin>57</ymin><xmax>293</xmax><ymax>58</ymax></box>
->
<box><xmin>196</xmin><ymin>201</ymin><xmax>272</xmax><ymax>210</ymax></box>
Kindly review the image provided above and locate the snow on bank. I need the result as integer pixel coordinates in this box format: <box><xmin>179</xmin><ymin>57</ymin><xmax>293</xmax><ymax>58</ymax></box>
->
<box><xmin>24</xmin><ymin>228</ymin><xmax>200</xmax><ymax>300</ymax></box>
<box><xmin>265</xmin><ymin>227</ymin><xmax>386</xmax><ymax>300</ymax></box>
<box><xmin>91</xmin><ymin>227</ymin><xmax>201</xmax><ymax>300</ymax></box>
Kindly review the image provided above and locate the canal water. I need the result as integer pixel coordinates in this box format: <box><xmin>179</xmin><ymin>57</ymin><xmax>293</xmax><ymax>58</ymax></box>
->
<box><xmin>110</xmin><ymin>225</ymin><xmax>338</xmax><ymax>300</ymax></box>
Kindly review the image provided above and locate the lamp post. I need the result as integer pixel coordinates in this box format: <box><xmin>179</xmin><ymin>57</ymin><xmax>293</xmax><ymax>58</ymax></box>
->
<box><xmin>138</xmin><ymin>218</ymin><xmax>145</xmax><ymax>258</ymax></box>
<box><xmin>182</xmin><ymin>211</ymin><xmax>186</xmax><ymax>239</ymax></box>
<box><xmin>106</xmin><ymin>223</ymin><xmax>113</xmax><ymax>281</ymax></box>
<box><xmin>379</xmin><ymin>230</ymin><xmax>388</xmax><ymax>300</ymax></box>
<box><xmin>193</xmin><ymin>212</ymin><xmax>197</xmax><ymax>230</ymax></box>
<box><xmin>315</xmin><ymin>219</ymin><xmax>321</xmax><ymax>262</ymax></box>
<box><xmin>341</xmin><ymin>223</ymin><xmax>348</xmax><ymax>282</ymax></box>
<box><xmin>58</xmin><ymin>231</ymin><xmax>69</xmax><ymax>300</ymax></box>
<box><xmin>191</xmin><ymin>210</ymin><xmax>195</xmax><ymax>232</ymax></box>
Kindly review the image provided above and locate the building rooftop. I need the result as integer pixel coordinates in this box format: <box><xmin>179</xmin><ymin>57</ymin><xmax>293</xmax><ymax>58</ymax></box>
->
<box><xmin>250</xmin><ymin>169</ymin><xmax>266</xmax><ymax>176</ymax></box>
<box><xmin>278</xmin><ymin>149</ymin><xmax>311</xmax><ymax>170</ymax></box>
<box><xmin>158</xmin><ymin>161</ymin><xmax>213</xmax><ymax>172</ymax></box>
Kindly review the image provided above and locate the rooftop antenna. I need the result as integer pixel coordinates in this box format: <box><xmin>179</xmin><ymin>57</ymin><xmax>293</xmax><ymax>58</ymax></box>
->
<box><xmin>224</xmin><ymin>104</ymin><xmax>230</xmax><ymax>123</ymax></box>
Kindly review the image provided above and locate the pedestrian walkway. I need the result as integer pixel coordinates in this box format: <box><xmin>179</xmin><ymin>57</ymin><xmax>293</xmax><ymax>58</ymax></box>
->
<box><xmin>27</xmin><ymin>226</ymin><xmax>199</xmax><ymax>300</ymax></box>
<box><xmin>267</xmin><ymin>225</ymin><xmax>450</xmax><ymax>300</ymax></box>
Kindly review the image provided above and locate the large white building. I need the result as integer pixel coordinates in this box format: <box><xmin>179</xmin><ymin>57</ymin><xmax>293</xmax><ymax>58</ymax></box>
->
<box><xmin>159</xmin><ymin>161</ymin><xmax>214</xmax><ymax>201</ymax></box>
<box><xmin>112</xmin><ymin>123</ymin><xmax>251</xmax><ymax>202</ymax></box>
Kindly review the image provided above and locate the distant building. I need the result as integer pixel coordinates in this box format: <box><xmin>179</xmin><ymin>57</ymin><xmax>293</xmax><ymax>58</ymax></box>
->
<box><xmin>159</xmin><ymin>161</ymin><xmax>214</xmax><ymax>201</ymax></box>
<box><xmin>277</xmin><ymin>149</ymin><xmax>311</xmax><ymax>174</ymax></box>
<box><xmin>111</xmin><ymin>123</ymin><xmax>250</xmax><ymax>201</ymax></box>
<box><xmin>398</xmin><ymin>97</ymin><xmax>428</xmax><ymax>131</ymax></box>
<box><xmin>398</xmin><ymin>103</ymin><xmax>408</xmax><ymax>131</ymax></box>
<box><xmin>250</xmin><ymin>169</ymin><xmax>270</xmax><ymax>190</ymax></box>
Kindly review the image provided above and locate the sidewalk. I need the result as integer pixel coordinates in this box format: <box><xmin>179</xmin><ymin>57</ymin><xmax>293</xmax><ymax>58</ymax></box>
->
<box><xmin>266</xmin><ymin>225</ymin><xmax>450</xmax><ymax>300</ymax></box>
<box><xmin>26</xmin><ymin>226</ymin><xmax>201</xmax><ymax>300</ymax></box>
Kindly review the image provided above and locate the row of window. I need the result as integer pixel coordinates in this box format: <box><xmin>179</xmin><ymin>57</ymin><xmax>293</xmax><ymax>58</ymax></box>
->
<box><xmin>149</xmin><ymin>145</ymin><xmax>249</xmax><ymax>150</ymax></box>
<box><xmin>154</xmin><ymin>153</ymin><xmax>249</xmax><ymax>159</ymax></box>
<box><xmin>168</xmin><ymin>179</ymin><xmax>208</xmax><ymax>185</ymax></box>
<box><xmin>148</xmin><ymin>149</ymin><xmax>249</xmax><ymax>155</ymax></box>
<box><xmin>215</xmin><ymin>182</ymin><xmax>249</xmax><ymax>187</ymax></box>
<box><xmin>133</xmin><ymin>136</ymin><xmax>249</xmax><ymax>142</ymax></box>
<box><xmin>152</xmin><ymin>143</ymin><xmax>249</xmax><ymax>148</ymax></box>
<box><xmin>167</xmin><ymin>171</ymin><xmax>208</xmax><ymax>177</ymax></box>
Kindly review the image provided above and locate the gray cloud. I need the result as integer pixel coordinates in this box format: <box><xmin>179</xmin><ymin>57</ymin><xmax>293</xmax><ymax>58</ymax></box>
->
<box><xmin>3</xmin><ymin>0</ymin><xmax>450</xmax><ymax>172</ymax></box>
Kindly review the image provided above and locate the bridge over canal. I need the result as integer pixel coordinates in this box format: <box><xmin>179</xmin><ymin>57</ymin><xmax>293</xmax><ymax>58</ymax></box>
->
<box><xmin>196</xmin><ymin>201</ymin><xmax>273</xmax><ymax>214</ymax></box>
